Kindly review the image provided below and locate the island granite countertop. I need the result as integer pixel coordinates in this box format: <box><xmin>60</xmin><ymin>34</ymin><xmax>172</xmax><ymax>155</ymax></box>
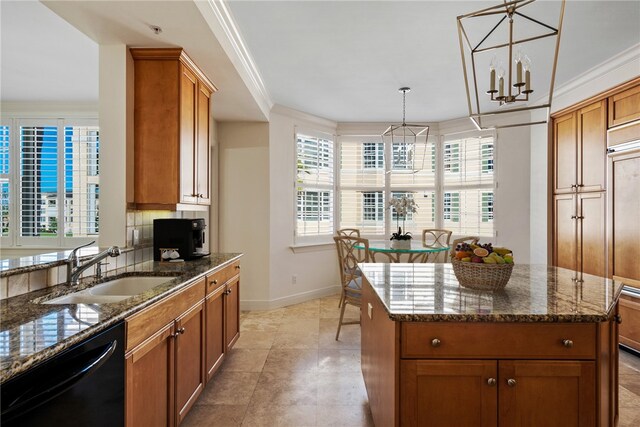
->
<box><xmin>359</xmin><ymin>263</ymin><xmax>623</xmax><ymax>323</ymax></box>
<box><xmin>0</xmin><ymin>253</ymin><xmax>242</xmax><ymax>384</ymax></box>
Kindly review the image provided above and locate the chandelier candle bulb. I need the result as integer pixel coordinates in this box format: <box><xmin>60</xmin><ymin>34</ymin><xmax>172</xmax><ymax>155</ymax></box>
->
<box><xmin>525</xmin><ymin>70</ymin><xmax>531</xmax><ymax>92</ymax></box>
<box><xmin>516</xmin><ymin>60</ymin><xmax>522</xmax><ymax>86</ymax></box>
<box><xmin>489</xmin><ymin>67</ymin><xmax>495</xmax><ymax>92</ymax></box>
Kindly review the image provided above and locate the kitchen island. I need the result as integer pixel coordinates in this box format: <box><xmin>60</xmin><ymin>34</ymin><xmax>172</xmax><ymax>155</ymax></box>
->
<box><xmin>360</xmin><ymin>263</ymin><xmax>623</xmax><ymax>427</ymax></box>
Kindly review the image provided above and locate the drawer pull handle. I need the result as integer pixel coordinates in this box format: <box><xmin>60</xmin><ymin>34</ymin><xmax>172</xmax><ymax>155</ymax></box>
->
<box><xmin>615</xmin><ymin>315</ymin><xmax>622</xmax><ymax>324</ymax></box>
<box><xmin>507</xmin><ymin>378</ymin><xmax>517</xmax><ymax>387</ymax></box>
<box><xmin>487</xmin><ymin>378</ymin><xmax>496</xmax><ymax>386</ymax></box>
<box><xmin>224</xmin><ymin>289</ymin><xmax>232</xmax><ymax>295</ymax></box>
<box><xmin>562</xmin><ymin>339</ymin><xmax>574</xmax><ymax>348</ymax></box>
<box><xmin>431</xmin><ymin>338</ymin><xmax>441</xmax><ymax>348</ymax></box>
<box><xmin>236</xmin><ymin>265</ymin><xmax>241</xmax><ymax>270</ymax></box>
<box><xmin>172</xmin><ymin>327</ymin><xmax>186</xmax><ymax>338</ymax></box>
<box><xmin>211</xmin><ymin>279</ymin><xmax>218</xmax><ymax>285</ymax></box>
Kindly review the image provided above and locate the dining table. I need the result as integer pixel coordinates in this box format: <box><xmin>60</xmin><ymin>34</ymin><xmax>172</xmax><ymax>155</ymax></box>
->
<box><xmin>355</xmin><ymin>240</ymin><xmax>450</xmax><ymax>263</ymax></box>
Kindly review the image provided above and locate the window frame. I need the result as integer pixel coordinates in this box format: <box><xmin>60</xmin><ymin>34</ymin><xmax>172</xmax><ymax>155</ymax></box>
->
<box><xmin>294</xmin><ymin>128</ymin><xmax>336</xmax><ymax>245</ymax></box>
<box><xmin>1</xmin><ymin>117</ymin><xmax>99</xmax><ymax>249</ymax></box>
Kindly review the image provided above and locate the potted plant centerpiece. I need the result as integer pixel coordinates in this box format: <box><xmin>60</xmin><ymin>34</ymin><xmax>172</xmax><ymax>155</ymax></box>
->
<box><xmin>388</xmin><ymin>195</ymin><xmax>417</xmax><ymax>250</ymax></box>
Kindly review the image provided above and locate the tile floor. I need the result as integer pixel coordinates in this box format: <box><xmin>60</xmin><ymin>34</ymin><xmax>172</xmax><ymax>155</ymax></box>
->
<box><xmin>183</xmin><ymin>293</ymin><xmax>640</xmax><ymax>427</ymax></box>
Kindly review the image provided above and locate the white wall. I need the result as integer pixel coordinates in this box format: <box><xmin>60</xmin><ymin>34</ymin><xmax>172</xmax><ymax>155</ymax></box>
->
<box><xmin>217</xmin><ymin>122</ymin><xmax>271</xmax><ymax>308</ymax></box>
<box><xmin>267</xmin><ymin>106</ymin><xmax>341</xmax><ymax>308</ymax></box>
<box><xmin>529</xmin><ymin>44</ymin><xmax>640</xmax><ymax>264</ymax></box>
<box><xmin>99</xmin><ymin>44</ymin><xmax>130</xmax><ymax>247</ymax></box>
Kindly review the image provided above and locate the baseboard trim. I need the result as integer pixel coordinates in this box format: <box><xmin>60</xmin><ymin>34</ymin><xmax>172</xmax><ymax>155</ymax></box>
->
<box><xmin>240</xmin><ymin>285</ymin><xmax>341</xmax><ymax>311</ymax></box>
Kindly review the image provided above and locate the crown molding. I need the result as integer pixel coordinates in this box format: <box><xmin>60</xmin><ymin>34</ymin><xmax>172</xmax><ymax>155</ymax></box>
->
<box><xmin>271</xmin><ymin>104</ymin><xmax>337</xmax><ymax>130</ymax></box>
<box><xmin>0</xmin><ymin>101</ymin><xmax>98</xmax><ymax>117</ymax></box>
<box><xmin>195</xmin><ymin>0</ymin><xmax>272</xmax><ymax>118</ymax></box>
<box><xmin>552</xmin><ymin>43</ymin><xmax>640</xmax><ymax>100</ymax></box>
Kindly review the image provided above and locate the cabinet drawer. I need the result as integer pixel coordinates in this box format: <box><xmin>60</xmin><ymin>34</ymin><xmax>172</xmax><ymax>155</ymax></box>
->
<box><xmin>206</xmin><ymin>261</ymin><xmax>240</xmax><ymax>295</ymax></box>
<box><xmin>126</xmin><ymin>278</ymin><xmax>205</xmax><ymax>351</ymax></box>
<box><xmin>401</xmin><ymin>322</ymin><xmax>596</xmax><ymax>360</ymax></box>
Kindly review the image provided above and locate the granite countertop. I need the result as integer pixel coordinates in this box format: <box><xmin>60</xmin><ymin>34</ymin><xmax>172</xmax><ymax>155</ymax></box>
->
<box><xmin>359</xmin><ymin>263</ymin><xmax>623</xmax><ymax>322</ymax></box>
<box><xmin>0</xmin><ymin>253</ymin><xmax>242</xmax><ymax>384</ymax></box>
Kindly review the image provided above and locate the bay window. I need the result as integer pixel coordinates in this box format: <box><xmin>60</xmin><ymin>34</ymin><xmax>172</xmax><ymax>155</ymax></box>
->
<box><xmin>294</xmin><ymin>129</ymin><xmax>495</xmax><ymax>244</ymax></box>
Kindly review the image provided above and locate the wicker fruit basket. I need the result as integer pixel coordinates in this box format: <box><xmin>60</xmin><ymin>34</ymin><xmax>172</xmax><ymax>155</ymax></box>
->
<box><xmin>450</xmin><ymin>236</ymin><xmax>514</xmax><ymax>291</ymax></box>
<box><xmin>451</xmin><ymin>258</ymin><xmax>514</xmax><ymax>291</ymax></box>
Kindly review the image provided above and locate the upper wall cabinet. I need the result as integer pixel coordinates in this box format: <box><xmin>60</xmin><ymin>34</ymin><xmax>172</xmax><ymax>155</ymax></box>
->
<box><xmin>553</xmin><ymin>100</ymin><xmax>607</xmax><ymax>194</ymax></box>
<box><xmin>608</xmin><ymin>84</ymin><xmax>640</xmax><ymax>128</ymax></box>
<box><xmin>131</xmin><ymin>48</ymin><xmax>216</xmax><ymax>210</ymax></box>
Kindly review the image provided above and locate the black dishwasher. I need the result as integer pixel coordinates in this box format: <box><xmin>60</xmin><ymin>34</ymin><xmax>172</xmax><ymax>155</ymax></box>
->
<box><xmin>1</xmin><ymin>321</ymin><xmax>125</xmax><ymax>427</ymax></box>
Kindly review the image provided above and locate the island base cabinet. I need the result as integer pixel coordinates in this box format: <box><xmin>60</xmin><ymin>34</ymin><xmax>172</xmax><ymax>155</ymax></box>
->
<box><xmin>125</xmin><ymin>323</ymin><xmax>175</xmax><ymax>427</ymax></box>
<box><xmin>400</xmin><ymin>360</ymin><xmax>596</xmax><ymax>427</ymax></box>
<box><xmin>400</xmin><ymin>360</ymin><xmax>497</xmax><ymax>427</ymax></box>
<box><xmin>498</xmin><ymin>361</ymin><xmax>595</xmax><ymax>427</ymax></box>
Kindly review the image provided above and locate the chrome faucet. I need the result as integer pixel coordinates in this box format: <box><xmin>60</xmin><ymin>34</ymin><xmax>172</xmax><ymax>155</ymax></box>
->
<box><xmin>67</xmin><ymin>241</ymin><xmax>121</xmax><ymax>286</ymax></box>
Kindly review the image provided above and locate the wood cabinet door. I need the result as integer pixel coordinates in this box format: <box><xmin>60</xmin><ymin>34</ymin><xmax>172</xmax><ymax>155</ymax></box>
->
<box><xmin>498</xmin><ymin>360</ymin><xmax>595</xmax><ymax>427</ymax></box>
<box><xmin>180</xmin><ymin>65</ymin><xmax>197</xmax><ymax>205</ymax></box>
<box><xmin>553</xmin><ymin>194</ymin><xmax>577</xmax><ymax>271</ymax></box>
<box><xmin>205</xmin><ymin>283</ymin><xmax>226</xmax><ymax>382</ymax></box>
<box><xmin>554</xmin><ymin>112</ymin><xmax>577</xmax><ymax>194</ymax></box>
<box><xmin>400</xmin><ymin>360</ymin><xmax>497</xmax><ymax>427</ymax></box>
<box><xmin>578</xmin><ymin>192</ymin><xmax>606</xmax><ymax>277</ymax></box>
<box><xmin>174</xmin><ymin>301</ymin><xmax>205</xmax><ymax>425</ymax></box>
<box><xmin>608</xmin><ymin>84</ymin><xmax>640</xmax><ymax>128</ymax></box>
<box><xmin>125</xmin><ymin>323</ymin><xmax>175</xmax><ymax>427</ymax></box>
<box><xmin>196</xmin><ymin>83</ymin><xmax>211</xmax><ymax>205</ymax></box>
<box><xmin>610</xmin><ymin>150</ymin><xmax>640</xmax><ymax>282</ymax></box>
<box><xmin>225</xmin><ymin>277</ymin><xmax>240</xmax><ymax>351</ymax></box>
<box><xmin>577</xmin><ymin>101</ymin><xmax>606</xmax><ymax>193</ymax></box>
<box><xmin>619</xmin><ymin>293</ymin><xmax>640</xmax><ymax>352</ymax></box>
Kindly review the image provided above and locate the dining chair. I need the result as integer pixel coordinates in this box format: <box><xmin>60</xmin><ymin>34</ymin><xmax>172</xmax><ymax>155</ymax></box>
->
<box><xmin>336</xmin><ymin>228</ymin><xmax>361</xmax><ymax>307</ymax></box>
<box><xmin>336</xmin><ymin>228</ymin><xmax>361</xmax><ymax>238</ymax></box>
<box><xmin>333</xmin><ymin>235</ymin><xmax>370</xmax><ymax>340</ymax></box>
<box><xmin>421</xmin><ymin>229</ymin><xmax>453</xmax><ymax>262</ymax></box>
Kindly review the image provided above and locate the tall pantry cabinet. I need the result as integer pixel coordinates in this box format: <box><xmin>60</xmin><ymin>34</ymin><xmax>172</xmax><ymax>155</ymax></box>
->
<box><xmin>552</xmin><ymin>100</ymin><xmax>607</xmax><ymax>277</ymax></box>
<box><xmin>551</xmin><ymin>78</ymin><xmax>640</xmax><ymax>353</ymax></box>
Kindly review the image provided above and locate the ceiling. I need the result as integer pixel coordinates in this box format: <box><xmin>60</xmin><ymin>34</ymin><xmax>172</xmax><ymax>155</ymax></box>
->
<box><xmin>1</xmin><ymin>1</ymin><xmax>639</xmax><ymax>123</ymax></box>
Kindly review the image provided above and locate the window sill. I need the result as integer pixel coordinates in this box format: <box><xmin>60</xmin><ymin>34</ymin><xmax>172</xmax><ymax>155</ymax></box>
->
<box><xmin>289</xmin><ymin>242</ymin><xmax>335</xmax><ymax>253</ymax></box>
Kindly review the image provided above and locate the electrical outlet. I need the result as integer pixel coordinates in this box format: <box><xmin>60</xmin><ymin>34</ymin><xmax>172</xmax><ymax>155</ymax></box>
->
<box><xmin>132</xmin><ymin>228</ymin><xmax>140</xmax><ymax>245</ymax></box>
<box><xmin>292</xmin><ymin>274</ymin><xmax>297</xmax><ymax>285</ymax></box>
<box><xmin>367</xmin><ymin>303</ymin><xmax>373</xmax><ymax>319</ymax></box>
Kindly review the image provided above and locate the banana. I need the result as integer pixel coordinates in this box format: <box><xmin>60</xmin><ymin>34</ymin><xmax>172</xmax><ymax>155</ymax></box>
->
<box><xmin>493</xmin><ymin>247</ymin><xmax>512</xmax><ymax>256</ymax></box>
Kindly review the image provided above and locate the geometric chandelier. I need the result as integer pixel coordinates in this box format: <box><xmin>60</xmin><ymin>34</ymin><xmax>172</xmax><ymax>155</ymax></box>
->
<box><xmin>381</xmin><ymin>87</ymin><xmax>429</xmax><ymax>173</ymax></box>
<box><xmin>457</xmin><ymin>0</ymin><xmax>566</xmax><ymax>130</ymax></box>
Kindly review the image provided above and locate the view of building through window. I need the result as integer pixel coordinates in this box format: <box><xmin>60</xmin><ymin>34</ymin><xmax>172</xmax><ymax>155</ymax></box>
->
<box><xmin>0</xmin><ymin>121</ymin><xmax>99</xmax><ymax>245</ymax></box>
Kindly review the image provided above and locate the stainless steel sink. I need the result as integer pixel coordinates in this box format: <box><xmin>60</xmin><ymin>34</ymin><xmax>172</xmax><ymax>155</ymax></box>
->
<box><xmin>42</xmin><ymin>276</ymin><xmax>174</xmax><ymax>305</ymax></box>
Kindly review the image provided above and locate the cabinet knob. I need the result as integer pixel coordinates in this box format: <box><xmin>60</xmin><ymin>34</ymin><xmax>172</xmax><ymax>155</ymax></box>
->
<box><xmin>615</xmin><ymin>315</ymin><xmax>622</xmax><ymax>324</ymax></box>
<box><xmin>562</xmin><ymin>339</ymin><xmax>574</xmax><ymax>348</ymax></box>
<box><xmin>576</xmin><ymin>216</ymin><xmax>584</xmax><ymax>220</ymax></box>
<box><xmin>198</xmin><ymin>193</ymin><xmax>204</xmax><ymax>198</ymax></box>
<box><xmin>212</xmin><ymin>279</ymin><xmax>218</xmax><ymax>285</ymax></box>
<box><xmin>236</xmin><ymin>265</ymin><xmax>241</xmax><ymax>270</ymax></box>
<box><xmin>431</xmin><ymin>338</ymin><xmax>441</xmax><ymax>348</ymax></box>
<box><xmin>225</xmin><ymin>289</ymin><xmax>232</xmax><ymax>295</ymax></box>
<box><xmin>507</xmin><ymin>378</ymin><xmax>517</xmax><ymax>387</ymax></box>
<box><xmin>570</xmin><ymin>215</ymin><xmax>577</xmax><ymax>219</ymax></box>
<box><xmin>172</xmin><ymin>327</ymin><xmax>185</xmax><ymax>337</ymax></box>
<box><xmin>570</xmin><ymin>184</ymin><xmax>577</xmax><ymax>189</ymax></box>
<box><xmin>487</xmin><ymin>378</ymin><xmax>497</xmax><ymax>386</ymax></box>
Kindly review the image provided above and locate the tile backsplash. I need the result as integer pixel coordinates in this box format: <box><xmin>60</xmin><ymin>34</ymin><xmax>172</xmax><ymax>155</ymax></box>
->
<box><xmin>0</xmin><ymin>209</ymin><xmax>205</xmax><ymax>300</ymax></box>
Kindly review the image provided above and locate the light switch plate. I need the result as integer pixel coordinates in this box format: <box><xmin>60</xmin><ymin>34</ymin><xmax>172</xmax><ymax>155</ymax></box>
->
<box><xmin>367</xmin><ymin>303</ymin><xmax>373</xmax><ymax>319</ymax></box>
<box><xmin>132</xmin><ymin>228</ymin><xmax>140</xmax><ymax>245</ymax></box>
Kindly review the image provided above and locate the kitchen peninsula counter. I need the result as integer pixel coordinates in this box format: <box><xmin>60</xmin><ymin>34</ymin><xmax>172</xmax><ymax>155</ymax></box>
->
<box><xmin>359</xmin><ymin>263</ymin><xmax>623</xmax><ymax>427</ymax></box>
<box><xmin>0</xmin><ymin>254</ymin><xmax>242</xmax><ymax>383</ymax></box>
